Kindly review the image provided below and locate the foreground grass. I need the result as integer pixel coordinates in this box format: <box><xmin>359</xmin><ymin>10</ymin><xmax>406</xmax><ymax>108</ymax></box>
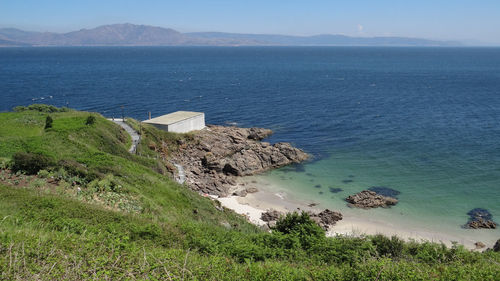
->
<box><xmin>0</xmin><ymin>106</ymin><xmax>499</xmax><ymax>280</ymax></box>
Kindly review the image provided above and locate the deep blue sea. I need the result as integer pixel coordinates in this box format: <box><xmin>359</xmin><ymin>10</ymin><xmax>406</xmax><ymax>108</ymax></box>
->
<box><xmin>1</xmin><ymin>47</ymin><xmax>500</xmax><ymax>244</ymax></box>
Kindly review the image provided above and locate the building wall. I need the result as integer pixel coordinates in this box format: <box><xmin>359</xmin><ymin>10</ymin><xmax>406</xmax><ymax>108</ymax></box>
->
<box><xmin>166</xmin><ymin>114</ymin><xmax>205</xmax><ymax>133</ymax></box>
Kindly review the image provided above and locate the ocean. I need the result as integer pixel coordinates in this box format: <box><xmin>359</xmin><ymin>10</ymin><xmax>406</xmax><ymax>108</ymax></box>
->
<box><xmin>1</xmin><ymin>46</ymin><xmax>499</xmax><ymax>244</ymax></box>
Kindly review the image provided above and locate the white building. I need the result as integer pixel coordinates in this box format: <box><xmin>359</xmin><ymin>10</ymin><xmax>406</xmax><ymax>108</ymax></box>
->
<box><xmin>142</xmin><ymin>111</ymin><xmax>205</xmax><ymax>133</ymax></box>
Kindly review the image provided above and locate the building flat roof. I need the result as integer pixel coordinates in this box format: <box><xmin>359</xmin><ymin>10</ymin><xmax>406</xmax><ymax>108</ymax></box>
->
<box><xmin>142</xmin><ymin>111</ymin><xmax>204</xmax><ymax>125</ymax></box>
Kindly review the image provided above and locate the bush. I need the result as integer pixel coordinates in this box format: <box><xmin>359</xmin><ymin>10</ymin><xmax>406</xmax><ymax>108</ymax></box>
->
<box><xmin>371</xmin><ymin>234</ymin><xmax>405</xmax><ymax>258</ymax></box>
<box><xmin>45</xmin><ymin>116</ymin><xmax>53</xmax><ymax>129</ymax></box>
<box><xmin>11</xmin><ymin>152</ymin><xmax>54</xmax><ymax>175</ymax></box>
<box><xmin>86</xmin><ymin>115</ymin><xmax>96</xmax><ymax>125</ymax></box>
<box><xmin>273</xmin><ymin>212</ymin><xmax>325</xmax><ymax>249</ymax></box>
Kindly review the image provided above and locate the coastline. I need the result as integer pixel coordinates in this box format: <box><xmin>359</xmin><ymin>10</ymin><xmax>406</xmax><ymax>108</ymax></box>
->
<box><xmin>218</xmin><ymin>176</ymin><xmax>498</xmax><ymax>250</ymax></box>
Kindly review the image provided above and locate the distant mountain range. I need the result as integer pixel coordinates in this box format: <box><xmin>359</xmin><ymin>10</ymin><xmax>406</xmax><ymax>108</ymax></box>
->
<box><xmin>0</xmin><ymin>23</ymin><xmax>462</xmax><ymax>47</ymax></box>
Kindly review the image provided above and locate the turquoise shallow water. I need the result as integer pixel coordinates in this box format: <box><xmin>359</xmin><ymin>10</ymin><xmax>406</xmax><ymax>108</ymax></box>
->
<box><xmin>260</xmin><ymin>145</ymin><xmax>500</xmax><ymax>242</ymax></box>
<box><xmin>1</xmin><ymin>47</ymin><xmax>499</xmax><ymax>242</ymax></box>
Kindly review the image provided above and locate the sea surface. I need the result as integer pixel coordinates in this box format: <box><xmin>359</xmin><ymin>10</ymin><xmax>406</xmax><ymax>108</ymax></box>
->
<box><xmin>1</xmin><ymin>47</ymin><xmax>500</xmax><ymax>243</ymax></box>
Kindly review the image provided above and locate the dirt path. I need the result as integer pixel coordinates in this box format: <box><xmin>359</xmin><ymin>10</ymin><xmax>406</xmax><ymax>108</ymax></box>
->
<box><xmin>109</xmin><ymin>118</ymin><xmax>140</xmax><ymax>153</ymax></box>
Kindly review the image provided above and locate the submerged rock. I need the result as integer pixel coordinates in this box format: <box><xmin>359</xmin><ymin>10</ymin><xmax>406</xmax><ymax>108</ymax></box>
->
<box><xmin>329</xmin><ymin>187</ymin><xmax>343</xmax><ymax>193</ymax></box>
<box><xmin>467</xmin><ymin>208</ymin><xmax>493</xmax><ymax>221</ymax></box>
<box><xmin>342</xmin><ymin>179</ymin><xmax>354</xmax><ymax>184</ymax></box>
<box><xmin>346</xmin><ymin>190</ymin><xmax>398</xmax><ymax>209</ymax></box>
<box><xmin>368</xmin><ymin>186</ymin><xmax>401</xmax><ymax>198</ymax></box>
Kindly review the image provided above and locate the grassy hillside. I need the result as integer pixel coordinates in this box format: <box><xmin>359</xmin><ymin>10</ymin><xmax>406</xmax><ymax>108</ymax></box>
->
<box><xmin>0</xmin><ymin>106</ymin><xmax>499</xmax><ymax>280</ymax></box>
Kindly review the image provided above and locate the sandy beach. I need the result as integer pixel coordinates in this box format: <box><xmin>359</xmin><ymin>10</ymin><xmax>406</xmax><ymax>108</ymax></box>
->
<box><xmin>217</xmin><ymin>176</ymin><xmax>498</xmax><ymax>250</ymax></box>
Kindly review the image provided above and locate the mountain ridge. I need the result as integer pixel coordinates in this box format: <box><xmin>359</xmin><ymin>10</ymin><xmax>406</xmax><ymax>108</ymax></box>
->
<box><xmin>0</xmin><ymin>23</ymin><xmax>462</xmax><ymax>47</ymax></box>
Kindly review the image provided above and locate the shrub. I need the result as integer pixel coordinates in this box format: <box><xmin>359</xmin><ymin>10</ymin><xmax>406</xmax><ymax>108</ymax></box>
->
<box><xmin>86</xmin><ymin>115</ymin><xmax>96</xmax><ymax>125</ymax></box>
<box><xmin>37</xmin><ymin>169</ymin><xmax>50</xmax><ymax>178</ymax></box>
<box><xmin>11</xmin><ymin>152</ymin><xmax>53</xmax><ymax>175</ymax></box>
<box><xmin>45</xmin><ymin>116</ymin><xmax>53</xmax><ymax>129</ymax></box>
<box><xmin>273</xmin><ymin>212</ymin><xmax>325</xmax><ymax>249</ymax></box>
<box><xmin>371</xmin><ymin>234</ymin><xmax>405</xmax><ymax>258</ymax></box>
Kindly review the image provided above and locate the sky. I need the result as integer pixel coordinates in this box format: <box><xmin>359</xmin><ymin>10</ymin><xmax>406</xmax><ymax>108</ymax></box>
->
<box><xmin>1</xmin><ymin>0</ymin><xmax>499</xmax><ymax>45</ymax></box>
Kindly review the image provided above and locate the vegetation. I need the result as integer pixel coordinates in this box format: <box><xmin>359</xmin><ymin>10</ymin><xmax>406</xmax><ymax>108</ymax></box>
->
<box><xmin>0</xmin><ymin>106</ymin><xmax>499</xmax><ymax>280</ymax></box>
<box><xmin>44</xmin><ymin>115</ymin><xmax>53</xmax><ymax>129</ymax></box>
<box><xmin>86</xmin><ymin>115</ymin><xmax>96</xmax><ymax>125</ymax></box>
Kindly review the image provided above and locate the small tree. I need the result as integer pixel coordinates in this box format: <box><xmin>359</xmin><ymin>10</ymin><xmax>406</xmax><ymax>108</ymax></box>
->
<box><xmin>86</xmin><ymin>115</ymin><xmax>96</xmax><ymax>125</ymax></box>
<box><xmin>45</xmin><ymin>116</ymin><xmax>53</xmax><ymax>129</ymax></box>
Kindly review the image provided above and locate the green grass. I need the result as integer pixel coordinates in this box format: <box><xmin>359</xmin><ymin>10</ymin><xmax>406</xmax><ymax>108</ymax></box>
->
<box><xmin>0</xmin><ymin>106</ymin><xmax>499</xmax><ymax>280</ymax></box>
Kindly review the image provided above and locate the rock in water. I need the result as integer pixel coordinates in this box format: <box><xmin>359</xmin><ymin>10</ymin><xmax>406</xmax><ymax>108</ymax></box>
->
<box><xmin>464</xmin><ymin>208</ymin><xmax>497</xmax><ymax>229</ymax></box>
<box><xmin>465</xmin><ymin>219</ymin><xmax>497</xmax><ymax>229</ymax></box>
<box><xmin>346</xmin><ymin>190</ymin><xmax>398</xmax><ymax>209</ymax></box>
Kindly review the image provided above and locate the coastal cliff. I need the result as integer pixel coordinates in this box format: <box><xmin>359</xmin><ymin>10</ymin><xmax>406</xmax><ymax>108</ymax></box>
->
<box><xmin>169</xmin><ymin>125</ymin><xmax>309</xmax><ymax>196</ymax></box>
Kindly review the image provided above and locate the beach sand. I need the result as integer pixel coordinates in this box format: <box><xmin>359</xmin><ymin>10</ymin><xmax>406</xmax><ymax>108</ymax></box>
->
<box><xmin>217</xmin><ymin>176</ymin><xmax>497</xmax><ymax>250</ymax></box>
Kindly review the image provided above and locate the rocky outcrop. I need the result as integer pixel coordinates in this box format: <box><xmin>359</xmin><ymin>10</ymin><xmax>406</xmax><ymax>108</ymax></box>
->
<box><xmin>308</xmin><ymin>209</ymin><xmax>343</xmax><ymax>230</ymax></box>
<box><xmin>465</xmin><ymin>219</ymin><xmax>497</xmax><ymax>229</ymax></box>
<box><xmin>261</xmin><ymin>210</ymin><xmax>282</xmax><ymax>222</ymax></box>
<box><xmin>346</xmin><ymin>190</ymin><xmax>398</xmax><ymax>209</ymax></box>
<box><xmin>170</xmin><ymin>125</ymin><xmax>309</xmax><ymax>196</ymax></box>
<box><xmin>260</xmin><ymin>209</ymin><xmax>342</xmax><ymax>231</ymax></box>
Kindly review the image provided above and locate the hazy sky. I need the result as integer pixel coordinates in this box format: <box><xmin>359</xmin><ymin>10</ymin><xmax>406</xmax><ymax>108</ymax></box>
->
<box><xmin>1</xmin><ymin>0</ymin><xmax>499</xmax><ymax>44</ymax></box>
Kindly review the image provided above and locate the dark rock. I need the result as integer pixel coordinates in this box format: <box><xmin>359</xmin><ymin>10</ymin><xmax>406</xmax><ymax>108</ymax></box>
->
<box><xmin>368</xmin><ymin>186</ymin><xmax>401</xmax><ymax>198</ymax></box>
<box><xmin>474</xmin><ymin>242</ymin><xmax>486</xmax><ymax>249</ymax></box>
<box><xmin>329</xmin><ymin>187</ymin><xmax>343</xmax><ymax>193</ymax></box>
<box><xmin>247</xmin><ymin>127</ymin><xmax>273</xmax><ymax>140</ymax></box>
<box><xmin>314</xmin><ymin>184</ymin><xmax>322</xmax><ymax>188</ymax></box>
<box><xmin>308</xmin><ymin>209</ymin><xmax>343</xmax><ymax>230</ymax></box>
<box><xmin>465</xmin><ymin>219</ymin><xmax>497</xmax><ymax>229</ymax></box>
<box><xmin>318</xmin><ymin>191</ymin><xmax>324</xmax><ymax>194</ymax></box>
<box><xmin>346</xmin><ymin>190</ymin><xmax>398</xmax><ymax>209</ymax></box>
<box><xmin>342</xmin><ymin>179</ymin><xmax>353</xmax><ymax>184</ymax></box>
<box><xmin>261</xmin><ymin>210</ymin><xmax>282</xmax><ymax>222</ymax></box>
<box><xmin>493</xmin><ymin>239</ymin><xmax>500</xmax><ymax>252</ymax></box>
<box><xmin>308</xmin><ymin>203</ymin><xmax>318</xmax><ymax>207</ymax></box>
